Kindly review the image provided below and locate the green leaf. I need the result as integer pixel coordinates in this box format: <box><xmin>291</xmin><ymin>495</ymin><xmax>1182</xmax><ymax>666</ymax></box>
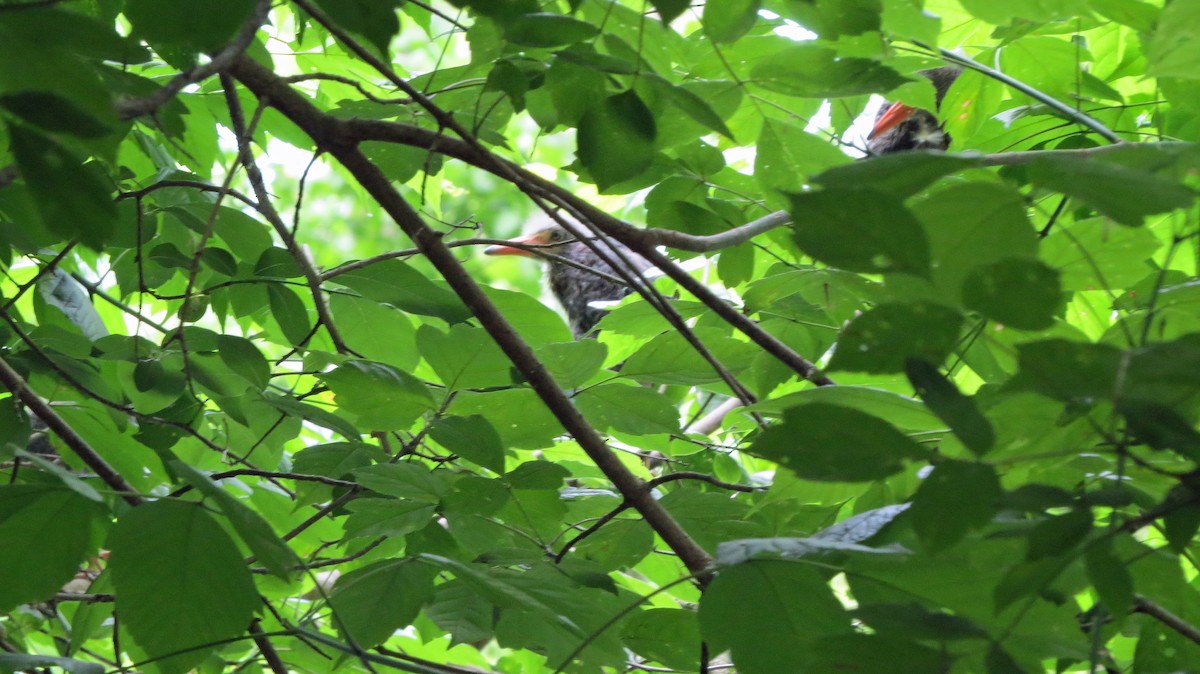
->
<box><xmin>217</xmin><ymin>335</ymin><xmax>270</xmax><ymax>390</ymax></box>
<box><xmin>577</xmin><ymin>90</ymin><xmax>657</xmax><ymax>190</ymax></box>
<box><xmin>1118</xmin><ymin>401</ymin><xmax>1200</xmax><ymax>460</ymax></box>
<box><xmin>1086</xmin><ymin>539</ymin><xmax>1134</xmax><ymax>617</ymax></box>
<box><xmin>334</xmin><ymin>259</ymin><xmax>471</xmax><ymax>324</ymax></box>
<box><xmin>329</xmin><ymin>294</ymin><xmax>419</xmax><ymax>371</ymax></box>
<box><xmin>620</xmin><ymin>328</ymin><xmax>757</xmax><ymax>385</ymax></box>
<box><xmin>291</xmin><ymin>442</ymin><xmax>380</xmax><ymax>505</ymax></box>
<box><xmin>535</xmin><ymin>339</ymin><xmax>606</xmax><ymax>388</ymax></box>
<box><xmin>505</xmin><ymin>13</ymin><xmax>599</xmax><ymax>47</ymax></box>
<box><xmin>321</xmin><ymin>360</ymin><xmax>435</xmax><ymax>431</ymax></box>
<box><xmin>416</xmin><ymin>324</ymin><xmax>516</xmax><ymax>389</ymax></box>
<box><xmin>1146</xmin><ymin>0</ymin><xmax>1200</xmax><ymax>79</ymax></box>
<box><xmin>254</xmin><ymin>247</ymin><xmax>303</xmax><ymax>278</ymax></box>
<box><xmin>748</xmin><ymin>403</ymin><xmax>929</xmax><ymax>482</ymax></box>
<box><xmin>752</xmin><ymin>44</ymin><xmax>909</xmax><ymax>97</ymax></box>
<box><xmin>0</xmin><ymin>486</ymin><xmax>102</xmax><ymax>612</ymax></box>
<box><xmin>506</xmin><ymin>460</ymin><xmax>570</xmax><ymax>489</ymax></box>
<box><xmin>8</xmin><ymin>124</ymin><xmax>117</xmax><ymax>250</ymax></box>
<box><xmin>1027</xmin><ymin>509</ymin><xmax>1093</xmax><ymax>560</ymax></box>
<box><xmin>312</xmin><ymin>0</ymin><xmax>401</xmax><ymax>56</ymax></box>
<box><xmin>962</xmin><ymin>257</ymin><xmax>1062</xmax><ymax>330</ymax></box>
<box><xmin>0</xmin><ymin>654</ymin><xmax>103</xmax><ymax>674</ymax></box>
<box><xmin>1028</xmin><ymin>156</ymin><xmax>1195</xmax><ymax>227</ymax></box>
<box><xmin>814</xmin><ymin>152</ymin><xmax>980</xmax><ymax>199</ymax></box>
<box><xmin>650</xmin><ymin>0</ymin><xmax>689</xmax><ymax>23</ymax></box>
<box><xmin>699</xmin><ymin>561</ymin><xmax>851</xmax><ymax>672</ymax></box>
<box><xmin>328</xmin><ymin>559</ymin><xmax>436</xmax><ymax>648</ymax></box>
<box><xmin>263</xmin><ymin>393</ymin><xmax>361</xmax><ymax>440</ymax></box>
<box><xmin>266</xmin><ymin>283</ymin><xmax>311</xmax><ymax>346</ymax></box>
<box><xmin>829</xmin><ymin>302</ymin><xmax>963</xmax><ymax>373</ymax></box>
<box><xmin>124</xmin><ymin>0</ymin><xmax>256</xmax><ymax>53</ymax></box>
<box><xmin>702</xmin><ymin>0</ymin><xmax>761</xmax><ymax>42</ymax></box>
<box><xmin>755</xmin><ymin>118</ymin><xmax>852</xmax><ymax>194</ymax></box>
<box><xmin>789</xmin><ymin>188</ymin><xmax>931</xmax><ymax>277</ymax></box>
<box><xmin>908</xmin><ymin>460</ymin><xmax>1002</xmax><ymax>551</ymax></box>
<box><xmin>1040</xmin><ymin>217</ymin><xmax>1161</xmax><ymax>291</ymax></box>
<box><xmin>621</xmin><ymin>609</ymin><xmax>700</xmax><ymax>671</ymax></box>
<box><xmin>170</xmin><ymin>461</ymin><xmax>301</xmax><ymax>581</ymax></box>
<box><xmin>108</xmin><ymin>500</ymin><xmax>259</xmax><ymax>674</ymax></box>
<box><xmin>576</xmin><ymin>382</ymin><xmax>679</xmax><ymax>435</ymax></box>
<box><xmin>1009</xmin><ymin>339</ymin><xmax>1124</xmax><ymax>402</ymax></box>
<box><xmin>905</xmin><ymin>358</ymin><xmax>995</xmax><ymax>455</ymax></box>
<box><xmin>428</xmin><ymin>415</ymin><xmax>506</xmax><ymax>473</ymax></box>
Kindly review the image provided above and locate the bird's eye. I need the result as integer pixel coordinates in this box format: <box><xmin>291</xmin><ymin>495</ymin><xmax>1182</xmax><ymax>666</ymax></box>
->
<box><xmin>548</xmin><ymin>230</ymin><xmax>567</xmax><ymax>242</ymax></box>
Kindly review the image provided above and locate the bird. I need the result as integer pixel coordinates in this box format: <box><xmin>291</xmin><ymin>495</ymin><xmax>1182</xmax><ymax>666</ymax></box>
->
<box><xmin>867</xmin><ymin>66</ymin><xmax>962</xmax><ymax>154</ymax></box>
<box><xmin>484</xmin><ymin>225</ymin><xmax>652</xmax><ymax>338</ymax></box>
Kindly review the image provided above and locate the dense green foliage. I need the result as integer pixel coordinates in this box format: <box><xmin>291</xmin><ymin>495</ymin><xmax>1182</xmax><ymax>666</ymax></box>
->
<box><xmin>1</xmin><ymin>0</ymin><xmax>1199</xmax><ymax>672</ymax></box>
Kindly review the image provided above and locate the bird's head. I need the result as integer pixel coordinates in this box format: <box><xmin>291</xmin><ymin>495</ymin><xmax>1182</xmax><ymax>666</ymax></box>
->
<box><xmin>867</xmin><ymin>66</ymin><xmax>963</xmax><ymax>141</ymax></box>
<box><xmin>484</xmin><ymin>226</ymin><xmax>576</xmax><ymax>258</ymax></box>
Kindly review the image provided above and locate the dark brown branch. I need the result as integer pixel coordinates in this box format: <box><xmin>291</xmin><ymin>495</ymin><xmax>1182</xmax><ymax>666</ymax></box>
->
<box><xmin>249</xmin><ymin>619</ymin><xmax>289</xmax><ymax>674</ymax></box>
<box><xmin>0</xmin><ymin>355</ymin><xmax>141</xmax><ymax>505</ymax></box>
<box><xmin>115</xmin><ymin>0</ymin><xmax>271</xmax><ymax>120</ymax></box>
<box><xmin>230</xmin><ymin>55</ymin><xmax>715</xmax><ymax>580</ymax></box>
<box><xmin>645</xmin><ymin>471</ymin><xmax>762</xmax><ymax>493</ymax></box>
<box><xmin>52</xmin><ymin>592</ymin><xmax>115</xmax><ymax>604</ymax></box>
<box><xmin>1134</xmin><ymin>595</ymin><xmax>1200</xmax><ymax>646</ymax></box>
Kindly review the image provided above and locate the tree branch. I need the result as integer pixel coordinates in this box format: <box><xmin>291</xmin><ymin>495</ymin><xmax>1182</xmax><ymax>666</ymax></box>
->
<box><xmin>1134</xmin><ymin>595</ymin><xmax>1200</xmax><ymax>646</ymax></box>
<box><xmin>0</xmin><ymin>355</ymin><xmax>141</xmax><ymax>505</ymax></box>
<box><xmin>230</xmin><ymin>54</ymin><xmax>715</xmax><ymax>580</ymax></box>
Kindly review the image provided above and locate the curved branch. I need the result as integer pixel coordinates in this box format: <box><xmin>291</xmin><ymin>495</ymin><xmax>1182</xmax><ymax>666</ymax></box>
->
<box><xmin>0</xmin><ymin>355</ymin><xmax>141</xmax><ymax>505</ymax></box>
<box><xmin>1134</xmin><ymin>595</ymin><xmax>1200</xmax><ymax>646</ymax></box>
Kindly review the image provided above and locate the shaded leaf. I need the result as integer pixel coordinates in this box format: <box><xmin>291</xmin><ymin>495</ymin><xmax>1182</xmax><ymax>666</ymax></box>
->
<box><xmin>908</xmin><ymin>460</ymin><xmax>1002</xmax><ymax>551</ymax></box>
<box><xmin>789</xmin><ymin>188</ymin><xmax>931</xmax><ymax>277</ymax></box>
<box><xmin>577</xmin><ymin>90</ymin><xmax>657</xmax><ymax>190</ymax></box>
<box><xmin>0</xmin><ymin>486</ymin><xmax>102</xmax><ymax>613</ymax></box>
<box><xmin>905</xmin><ymin>358</ymin><xmax>995</xmax><ymax>454</ymax></box>
<box><xmin>962</xmin><ymin>257</ymin><xmax>1062</xmax><ymax>330</ymax></box>
<box><xmin>830</xmin><ymin>302</ymin><xmax>963</xmax><ymax>373</ymax></box>
<box><xmin>752</xmin><ymin>44</ymin><xmax>909</xmax><ymax>97</ymax></box>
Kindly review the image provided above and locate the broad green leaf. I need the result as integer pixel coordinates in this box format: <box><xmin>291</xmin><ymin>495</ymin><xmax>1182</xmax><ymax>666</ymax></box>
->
<box><xmin>752</xmin><ymin>386</ymin><xmax>941</xmax><ymax>432</ymax></box>
<box><xmin>1008</xmin><ymin>339</ymin><xmax>1123</xmax><ymax>402</ymax></box>
<box><xmin>263</xmin><ymin>393</ymin><xmax>361</xmax><ymax>440</ymax></box>
<box><xmin>814</xmin><ymin>152</ymin><xmax>980</xmax><ymax>199</ymax></box>
<box><xmin>799</xmin><ymin>634</ymin><xmax>949</xmax><ymax>672</ymax></box>
<box><xmin>789</xmin><ymin>188</ymin><xmax>931</xmax><ymax>277</ymax></box>
<box><xmin>0</xmin><ymin>654</ymin><xmax>103</xmax><ymax>674</ymax></box>
<box><xmin>535</xmin><ymin>339</ymin><xmax>606</xmax><ymax>388</ymax></box>
<box><xmin>312</xmin><ymin>0</ymin><xmax>401</xmax><ymax>56</ymax></box>
<box><xmin>217</xmin><ymin>335</ymin><xmax>270</xmax><ymax>390</ymax></box>
<box><xmin>755</xmin><ymin>119</ymin><xmax>852</xmax><ymax>194</ymax></box>
<box><xmin>1028</xmin><ymin>156</ymin><xmax>1195</xmax><ymax>227</ymax></box>
<box><xmin>621</xmin><ymin>609</ymin><xmax>700</xmax><ymax>671</ymax></box>
<box><xmin>328</xmin><ymin>559</ymin><xmax>437</xmax><ymax>648</ymax></box>
<box><xmin>752</xmin><ymin>44</ymin><xmax>909</xmax><ymax>98</ymax></box>
<box><xmin>334</xmin><ymin>259</ymin><xmax>472</xmax><ymax>324</ymax></box>
<box><xmin>958</xmin><ymin>0</ymin><xmax>1089</xmax><ymax>23</ymax></box>
<box><xmin>700</xmin><ymin>562</ymin><xmax>851</xmax><ymax>673</ymax></box>
<box><xmin>576</xmin><ymin>382</ymin><xmax>679</xmax><ymax>435</ymax></box>
<box><xmin>829</xmin><ymin>302</ymin><xmax>963</xmax><ymax>373</ymax></box>
<box><xmin>650</xmin><ymin>0</ymin><xmax>689</xmax><ymax>23</ymax></box>
<box><xmin>124</xmin><ymin>0</ymin><xmax>256</xmax><ymax>52</ymax></box>
<box><xmin>1117</xmin><ymin>401</ymin><xmax>1200</xmax><ymax>460</ymax></box>
<box><xmin>449</xmin><ymin>389</ymin><xmax>564</xmax><ymax>449</ymax></box>
<box><xmin>0</xmin><ymin>486</ymin><xmax>102</xmax><ymax>612</ymax></box>
<box><xmin>962</xmin><ymin>257</ymin><xmax>1062</xmax><ymax>330</ymax></box>
<box><xmin>620</xmin><ymin>328</ymin><xmax>757</xmax><ymax>385</ymax></box>
<box><xmin>505</xmin><ymin>13</ymin><xmax>599</xmax><ymax>47</ymax></box>
<box><xmin>428</xmin><ymin>415</ymin><xmax>506</xmax><ymax>473</ymax></box>
<box><xmin>908</xmin><ymin>460</ymin><xmax>1002</xmax><ymax>551</ymax></box>
<box><xmin>107</xmin><ymin>500</ymin><xmax>259</xmax><ymax>674</ymax></box>
<box><xmin>291</xmin><ymin>442</ymin><xmax>380</xmax><ymax>505</ymax></box>
<box><xmin>1086</xmin><ymin>539</ymin><xmax>1134</xmax><ymax>617</ymax></box>
<box><xmin>355</xmin><ymin>463</ymin><xmax>447</xmax><ymax>502</ymax></box>
<box><xmin>266</xmin><ymin>283</ymin><xmax>311</xmax><ymax>346</ymax></box>
<box><xmin>1040</xmin><ymin>217</ymin><xmax>1161</xmax><ymax>291</ymax></box>
<box><xmin>1026</xmin><ymin>509</ymin><xmax>1093</xmax><ymax>560</ymax></box>
<box><xmin>905</xmin><ymin>358</ymin><xmax>995</xmax><ymax>455</ymax></box>
<box><xmin>171</xmin><ymin>461</ymin><xmax>300</xmax><ymax>581</ymax></box>
<box><xmin>506</xmin><ymin>460</ymin><xmax>570</xmax><ymax>489</ymax></box>
<box><xmin>748</xmin><ymin>403</ymin><xmax>930</xmax><ymax>482</ymax></box>
<box><xmin>254</xmin><ymin>247</ymin><xmax>303</xmax><ymax>278</ymax></box>
<box><xmin>702</xmin><ymin>0</ymin><xmax>761</xmax><ymax>43</ymax></box>
<box><xmin>8</xmin><ymin>125</ymin><xmax>116</xmax><ymax>249</ymax></box>
<box><xmin>321</xmin><ymin>360</ymin><xmax>435</xmax><ymax>430</ymax></box>
<box><xmin>343</xmin><ymin>499</ymin><xmax>437</xmax><ymax>539</ymax></box>
<box><xmin>577</xmin><ymin>90</ymin><xmax>657</xmax><ymax>190</ymax></box>
<box><xmin>329</xmin><ymin>294</ymin><xmax>419</xmax><ymax>371</ymax></box>
<box><xmin>1146</xmin><ymin>0</ymin><xmax>1200</xmax><ymax>79</ymax></box>
<box><xmin>854</xmin><ymin>603</ymin><xmax>986</xmax><ymax>641</ymax></box>
<box><xmin>416</xmin><ymin>324</ymin><xmax>516</xmax><ymax>389</ymax></box>
<box><xmin>912</xmin><ymin>182</ymin><xmax>1038</xmax><ymax>305</ymax></box>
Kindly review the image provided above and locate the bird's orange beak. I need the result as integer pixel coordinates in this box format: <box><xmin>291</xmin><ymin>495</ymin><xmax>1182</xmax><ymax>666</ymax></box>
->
<box><xmin>868</xmin><ymin>101</ymin><xmax>916</xmax><ymax>140</ymax></box>
<box><xmin>484</xmin><ymin>231</ymin><xmax>547</xmax><ymax>257</ymax></box>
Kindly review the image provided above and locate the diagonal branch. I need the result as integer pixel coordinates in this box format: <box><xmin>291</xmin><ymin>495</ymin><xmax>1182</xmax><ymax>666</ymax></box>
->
<box><xmin>230</xmin><ymin>54</ymin><xmax>715</xmax><ymax>579</ymax></box>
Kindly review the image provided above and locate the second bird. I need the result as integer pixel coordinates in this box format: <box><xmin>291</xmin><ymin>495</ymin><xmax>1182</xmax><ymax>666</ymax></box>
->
<box><xmin>867</xmin><ymin>66</ymin><xmax>962</xmax><ymax>154</ymax></box>
<box><xmin>485</xmin><ymin>225</ymin><xmax>651</xmax><ymax>339</ymax></box>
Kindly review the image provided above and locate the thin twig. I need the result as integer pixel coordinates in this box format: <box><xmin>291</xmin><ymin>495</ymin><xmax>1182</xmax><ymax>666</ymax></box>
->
<box><xmin>1134</xmin><ymin>595</ymin><xmax>1200</xmax><ymax>646</ymax></box>
<box><xmin>248</xmin><ymin>619</ymin><xmax>289</xmax><ymax>674</ymax></box>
